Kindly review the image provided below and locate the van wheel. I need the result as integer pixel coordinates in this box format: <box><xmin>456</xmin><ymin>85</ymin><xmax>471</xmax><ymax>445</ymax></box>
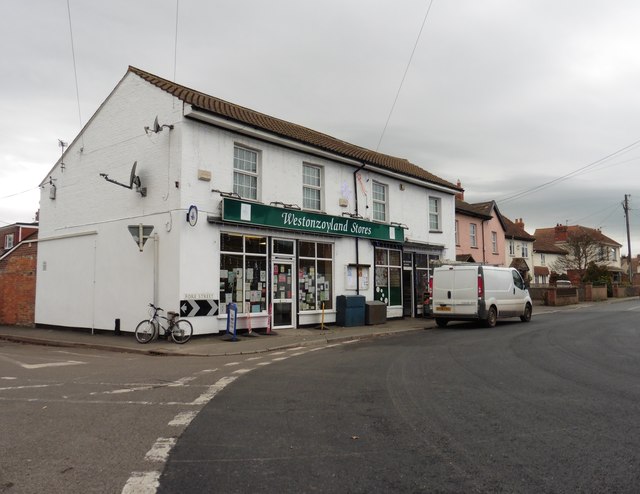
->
<box><xmin>520</xmin><ymin>303</ymin><xmax>532</xmax><ymax>322</ymax></box>
<box><xmin>435</xmin><ymin>318</ymin><xmax>448</xmax><ymax>328</ymax></box>
<box><xmin>485</xmin><ymin>306</ymin><xmax>497</xmax><ymax>328</ymax></box>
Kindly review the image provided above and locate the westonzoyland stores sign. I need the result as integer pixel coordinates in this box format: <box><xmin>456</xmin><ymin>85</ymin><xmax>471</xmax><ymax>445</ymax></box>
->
<box><xmin>221</xmin><ymin>198</ymin><xmax>404</xmax><ymax>242</ymax></box>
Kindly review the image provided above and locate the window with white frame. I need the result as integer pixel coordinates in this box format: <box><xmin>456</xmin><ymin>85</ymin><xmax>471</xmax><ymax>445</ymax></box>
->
<box><xmin>541</xmin><ymin>253</ymin><xmax>546</xmax><ymax>266</ymax></box>
<box><xmin>302</xmin><ymin>164</ymin><xmax>322</xmax><ymax>211</ymax></box>
<box><xmin>429</xmin><ymin>197</ymin><xmax>441</xmax><ymax>231</ymax></box>
<box><xmin>491</xmin><ymin>231</ymin><xmax>498</xmax><ymax>254</ymax></box>
<box><xmin>610</xmin><ymin>247</ymin><xmax>617</xmax><ymax>261</ymax></box>
<box><xmin>470</xmin><ymin>223</ymin><xmax>477</xmax><ymax>248</ymax></box>
<box><xmin>509</xmin><ymin>240</ymin><xmax>515</xmax><ymax>256</ymax></box>
<box><xmin>455</xmin><ymin>220</ymin><xmax>459</xmax><ymax>245</ymax></box>
<box><xmin>521</xmin><ymin>243</ymin><xmax>529</xmax><ymax>257</ymax></box>
<box><xmin>372</xmin><ymin>182</ymin><xmax>387</xmax><ymax>222</ymax></box>
<box><xmin>4</xmin><ymin>233</ymin><xmax>14</xmax><ymax>250</ymax></box>
<box><xmin>233</xmin><ymin>145</ymin><xmax>259</xmax><ymax>200</ymax></box>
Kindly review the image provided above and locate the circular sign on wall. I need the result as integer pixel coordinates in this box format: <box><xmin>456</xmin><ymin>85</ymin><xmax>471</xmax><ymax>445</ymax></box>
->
<box><xmin>187</xmin><ymin>205</ymin><xmax>198</xmax><ymax>226</ymax></box>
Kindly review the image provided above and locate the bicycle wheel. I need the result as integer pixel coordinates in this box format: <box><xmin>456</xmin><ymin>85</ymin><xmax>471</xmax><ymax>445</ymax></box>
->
<box><xmin>135</xmin><ymin>320</ymin><xmax>157</xmax><ymax>343</ymax></box>
<box><xmin>170</xmin><ymin>319</ymin><xmax>193</xmax><ymax>344</ymax></box>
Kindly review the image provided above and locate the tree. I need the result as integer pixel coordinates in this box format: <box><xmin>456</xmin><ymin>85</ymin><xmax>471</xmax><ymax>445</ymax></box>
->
<box><xmin>552</xmin><ymin>227</ymin><xmax>602</xmax><ymax>279</ymax></box>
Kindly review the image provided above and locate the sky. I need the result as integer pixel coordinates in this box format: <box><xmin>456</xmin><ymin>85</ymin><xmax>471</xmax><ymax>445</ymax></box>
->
<box><xmin>3</xmin><ymin>1</ymin><xmax>640</xmax><ymax>255</ymax></box>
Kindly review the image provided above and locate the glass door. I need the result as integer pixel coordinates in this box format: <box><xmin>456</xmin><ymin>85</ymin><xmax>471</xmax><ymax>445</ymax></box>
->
<box><xmin>271</xmin><ymin>260</ymin><xmax>295</xmax><ymax>328</ymax></box>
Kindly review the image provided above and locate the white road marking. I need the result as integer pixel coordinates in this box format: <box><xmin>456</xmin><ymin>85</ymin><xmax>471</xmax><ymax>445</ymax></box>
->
<box><xmin>145</xmin><ymin>437</ymin><xmax>176</xmax><ymax>462</ymax></box>
<box><xmin>91</xmin><ymin>376</ymin><xmax>197</xmax><ymax>396</ymax></box>
<box><xmin>308</xmin><ymin>347</ymin><xmax>324</xmax><ymax>352</ymax></box>
<box><xmin>121</xmin><ymin>471</ymin><xmax>160</xmax><ymax>494</ymax></box>
<box><xmin>168</xmin><ymin>411</ymin><xmax>198</xmax><ymax>427</ymax></box>
<box><xmin>286</xmin><ymin>347</ymin><xmax>306</xmax><ymax>351</ymax></box>
<box><xmin>342</xmin><ymin>340</ymin><xmax>359</xmax><ymax>345</ymax></box>
<box><xmin>256</xmin><ymin>362</ymin><xmax>271</xmax><ymax>366</ymax></box>
<box><xmin>0</xmin><ymin>384</ymin><xmax>61</xmax><ymax>392</ymax></box>
<box><xmin>290</xmin><ymin>352</ymin><xmax>307</xmax><ymax>356</ymax></box>
<box><xmin>246</xmin><ymin>356</ymin><xmax>263</xmax><ymax>361</ymax></box>
<box><xmin>191</xmin><ymin>376</ymin><xmax>237</xmax><ymax>405</ymax></box>
<box><xmin>270</xmin><ymin>351</ymin><xmax>286</xmax><ymax>355</ymax></box>
<box><xmin>625</xmin><ymin>306</ymin><xmax>640</xmax><ymax>311</ymax></box>
<box><xmin>272</xmin><ymin>356</ymin><xmax>289</xmax><ymax>361</ymax></box>
<box><xmin>0</xmin><ymin>354</ymin><xmax>87</xmax><ymax>369</ymax></box>
<box><xmin>232</xmin><ymin>368</ymin><xmax>253</xmax><ymax>375</ymax></box>
<box><xmin>1</xmin><ymin>377</ymin><xmax>17</xmax><ymax>380</ymax></box>
<box><xmin>224</xmin><ymin>362</ymin><xmax>241</xmax><ymax>366</ymax></box>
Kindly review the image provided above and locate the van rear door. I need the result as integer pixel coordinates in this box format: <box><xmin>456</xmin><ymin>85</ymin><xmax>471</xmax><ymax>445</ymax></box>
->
<box><xmin>432</xmin><ymin>266</ymin><xmax>478</xmax><ymax>317</ymax></box>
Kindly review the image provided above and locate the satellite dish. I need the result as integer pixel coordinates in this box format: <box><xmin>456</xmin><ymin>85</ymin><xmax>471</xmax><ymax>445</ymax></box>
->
<box><xmin>129</xmin><ymin>161</ymin><xmax>138</xmax><ymax>188</ymax></box>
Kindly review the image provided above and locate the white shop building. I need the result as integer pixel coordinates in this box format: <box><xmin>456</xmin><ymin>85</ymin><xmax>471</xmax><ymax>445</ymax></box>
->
<box><xmin>35</xmin><ymin>66</ymin><xmax>459</xmax><ymax>335</ymax></box>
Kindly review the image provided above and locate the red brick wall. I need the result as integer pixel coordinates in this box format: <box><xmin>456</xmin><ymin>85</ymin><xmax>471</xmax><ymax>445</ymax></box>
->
<box><xmin>0</xmin><ymin>240</ymin><xmax>37</xmax><ymax>326</ymax></box>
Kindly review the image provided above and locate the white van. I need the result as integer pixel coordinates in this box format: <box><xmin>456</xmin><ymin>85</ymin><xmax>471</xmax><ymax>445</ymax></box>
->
<box><xmin>429</xmin><ymin>265</ymin><xmax>532</xmax><ymax>327</ymax></box>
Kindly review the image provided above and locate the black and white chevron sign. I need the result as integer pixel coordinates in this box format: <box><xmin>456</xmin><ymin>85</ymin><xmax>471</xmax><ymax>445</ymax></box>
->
<box><xmin>179</xmin><ymin>299</ymin><xmax>219</xmax><ymax>317</ymax></box>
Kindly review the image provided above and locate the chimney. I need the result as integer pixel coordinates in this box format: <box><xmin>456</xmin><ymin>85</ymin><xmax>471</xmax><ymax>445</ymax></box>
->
<box><xmin>515</xmin><ymin>218</ymin><xmax>525</xmax><ymax>229</ymax></box>
<box><xmin>555</xmin><ymin>223</ymin><xmax>568</xmax><ymax>242</ymax></box>
<box><xmin>455</xmin><ymin>180</ymin><xmax>464</xmax><ymax>201</ymax></box>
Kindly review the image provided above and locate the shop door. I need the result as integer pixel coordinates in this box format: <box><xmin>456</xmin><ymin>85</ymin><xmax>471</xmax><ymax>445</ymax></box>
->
<box><xmin>271</xmin><ymin>260</ymin><xmax>295</xmax><ymax>328</ymax></box>
<box><xmin>402</xmin><ymin>253</ymin><xmax>414</xmax><ymax>317</ymax></box>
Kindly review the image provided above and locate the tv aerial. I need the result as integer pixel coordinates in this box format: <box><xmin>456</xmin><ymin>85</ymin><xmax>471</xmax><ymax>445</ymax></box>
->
<box><xmin>144</xmin><ymin>115</ymin><xmax>174</xmax><ymax>134</ymax></box>
<box><xmin>99</xmin><ymin>161</ymin><xmax>147</xmax><ymax>196</ymax></box>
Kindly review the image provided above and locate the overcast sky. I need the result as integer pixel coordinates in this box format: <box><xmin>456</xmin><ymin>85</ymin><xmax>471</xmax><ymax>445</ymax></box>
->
<box><xmin>3</xmin><ymin>1</ymin><xmax>640</xmax><ymax>254</ymax></box>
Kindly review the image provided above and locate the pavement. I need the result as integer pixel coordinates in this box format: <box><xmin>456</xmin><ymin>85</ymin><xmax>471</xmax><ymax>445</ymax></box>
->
<box><xmin>0</xmin><ymin>299</ymin><xmax>635</xmax><ymax>357</ymax></box>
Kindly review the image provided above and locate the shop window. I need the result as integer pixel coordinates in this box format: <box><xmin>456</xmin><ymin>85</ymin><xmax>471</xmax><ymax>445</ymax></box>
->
<box><xmin>374</xmin><ymin>247</ymin><xmax>402</xmax><ymax>306</ymax></box>
<box><xmin>220</xmin><ymin>233</ymin><xmax>267</xmax><ymax>314</ymax></box>
<box><xmin>298</xmin><ymin>241</ymin><xmax>333</xmax><ymax>311</ymax></box>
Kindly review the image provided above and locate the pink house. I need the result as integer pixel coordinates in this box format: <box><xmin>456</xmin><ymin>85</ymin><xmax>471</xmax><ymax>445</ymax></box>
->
<box><xmin>455</xmin><ymin>195</ymin><xmax>506</xmax><ymax>266</ymax></box>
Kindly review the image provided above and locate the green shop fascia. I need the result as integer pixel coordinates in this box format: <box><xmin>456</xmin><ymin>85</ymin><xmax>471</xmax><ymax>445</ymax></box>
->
<box><xmin>221</xmin><ymin>198</ymin><xmax>405</xmax><ymax>306</ymax></box>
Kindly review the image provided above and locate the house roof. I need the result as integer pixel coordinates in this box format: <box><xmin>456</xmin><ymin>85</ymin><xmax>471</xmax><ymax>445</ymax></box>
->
<box><xmin>532</xmin><ymin>236</ymin><xmax>568</xmax><ymax>254</ymax></box>
<box><xmin>534</xmin><ymin>225</ymin><xmax>622</xmax><ymax>247</ymax></box>
<box><xmin>500</xmin><ymin>215</ymin><xmax>535</xmax><ymax>242</ymax></box>
<box><xmin>128</xmin><ymin>66</ymin><xmax>460</xmax><ymax>192</ymax></box>
<box><xmin>455</xmin><ymin>199</ymin><xmax>492</xmax><ymax>219</ymax></box>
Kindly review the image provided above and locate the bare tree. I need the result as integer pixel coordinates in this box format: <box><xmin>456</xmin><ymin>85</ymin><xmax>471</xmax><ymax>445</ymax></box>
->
<box><xmin>552</xmin><ymin>228</ymin><xmax>602</xmax><ymax>279</ymax></box>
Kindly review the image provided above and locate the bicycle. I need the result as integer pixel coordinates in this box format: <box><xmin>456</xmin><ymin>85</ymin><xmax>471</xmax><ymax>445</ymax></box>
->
<box><xmin>135</xmin><ymin>303</ymin><xmax>193</xmax><ymax>344</ymax></box>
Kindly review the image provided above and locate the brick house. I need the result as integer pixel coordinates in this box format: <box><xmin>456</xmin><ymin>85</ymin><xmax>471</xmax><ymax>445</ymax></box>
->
<box><xmin>534</xmin><ymin>224</ymin><xmax>623</xmax><ymax>284</ymax></box>
<box><xmin>0</xmin><ymin>228</ymin><xmax>38</xmax><ymax>326</ymax></box>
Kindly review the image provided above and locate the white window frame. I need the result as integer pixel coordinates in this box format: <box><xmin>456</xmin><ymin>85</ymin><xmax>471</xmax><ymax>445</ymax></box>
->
<box><xmin>302</xmin><ymin>163</ymin><xmax>322</xmax><ymax>211</ymax></box>
<box><xmin>509</xmin><ymin>240</ymin><xmax>515</xmax><ymax>257</ymax></box>
<box><xmin>455</xmin><ymin>220</ymin><xmax>459</xmax><ymax>246</ymax></box>
<box><xmin>372</xmin><ymin>181</ymin><xmax>387</xmax><ymax>222</ymax></box>
<box><xmin>233</xmin><ymin>145</ymin><xmax>259</xmax><ymax>200</ymax></box>
<box><xmin>491</xmin><ymin>231</ymin><xmax>498</xmax><ymax>254</ymax></box>
<box><xmin>521</xmin><ymin>243</ymin><xmax>529</xmax><ymax>258</ymax></box>
<box><xmin>4</xmin><ymin>233</ymin><xmax>14</xmax><ymax>250</ymax></box>
<box><xmin>541</xmin><ymin>253</ymin><xmax>546</xmax><ymax>266</ymax></box>
<box><xmin>470</xmin><ymin>223</ymin><xmax>477</xmax><ymax>248</ymax></box>
<box><xmin>428</xmin><ymin>197</ymin><xmax>441</xmax><ymax>232</ymax></box>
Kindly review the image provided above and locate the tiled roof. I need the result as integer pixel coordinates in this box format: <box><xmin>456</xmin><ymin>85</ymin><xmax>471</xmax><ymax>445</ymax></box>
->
<box><xmin>501</xmin><ymin>215</ymin><xmax>535</xmax><ymax>241</ymax></box>
<box><xmin>535</xmin><ymin>225</ymin><xmax>622</xmax><ymax>247</ymax></box>
<box><xmin>128</xmin><ymin>66</ymin><xmax>460</xmax><ymax>191</ymax></box>
<box><xmin>455</xmin><ymin>199</ymin><xmax>492</xmax><ymax>219</ymax></box>
<box><xmin>533</xmin><ymin>234</ymin><xmax>567</xmax><ymax>254</ymax></box>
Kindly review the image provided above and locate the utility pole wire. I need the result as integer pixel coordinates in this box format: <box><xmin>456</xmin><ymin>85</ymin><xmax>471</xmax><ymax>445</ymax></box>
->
<box><xmin>66</xmin><ymin>0</ymin><xmax>83</xmax><ymax>133</ymax></box>
<box><xmin>376</xmin><ymin>0</ymin><xmax>435</xmax><ymax>152</ymax></box>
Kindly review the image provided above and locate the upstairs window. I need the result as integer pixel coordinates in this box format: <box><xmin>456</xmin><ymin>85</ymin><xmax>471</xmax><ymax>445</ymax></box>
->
<box><xmin>372</xmin><ymin>182</ymin><xmax>387</xmax><ymax>222</ymax></box>
<box><xmin>429</xmin><ymin>197</ymin><xmax>441</xmax><ymax>231</ymax></box>
<box><xmin>509</xmin><ymin>241</ymin><xmax>515</xmax><ymax>256</ymax></box>
<box><xmin>4</xmin><ymin>233</ymin><xmax>14</xmax><ymax>250</ymax></box>
<box><xmin>233</xmin><ymin>145</ymin><xmax>258</xmax><ymax>200</ymax></box>
<box><xmin>521</xmin><ymin>243</ymin><xmax>529</xmax><ymax>257</ymax></box>
<box><xmin>491</xmin><ymin>231</ymin><xmax>498</xmax><ymax>254</ymax></box>
<box><xmin>303</xmin><ymin>164</ymin><xmax>322</xmax><ymax>211</ymax></box>
<box><xmin>470</xmin><ymin>223</ymin><xmax>477</xmax><ymax>248</ymax></box>
<box><xmin>455</xmin><ymin>220</ymin><xmax>459</xmax><ymax>245</ymax></box>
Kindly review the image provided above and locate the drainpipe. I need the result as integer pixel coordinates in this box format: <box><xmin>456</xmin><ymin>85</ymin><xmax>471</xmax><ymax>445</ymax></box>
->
<box><xmin>353</xmin><ymin>163</ymin><xmax>367</xmax><ymax>295</ymax></box>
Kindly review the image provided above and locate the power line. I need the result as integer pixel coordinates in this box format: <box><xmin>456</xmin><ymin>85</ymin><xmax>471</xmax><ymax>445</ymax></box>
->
<box><xmin>0</xmin><ymin>187</ymin><xmax>39</xmax><ymax>201</ymax></box>
<box><xmin>497</xmin><ymin>137</ymin><xmax>640</xmax><ymax>205</ymax></box>
<box><xmin>66</xmin><ymin>0</ymin><xmax>83</xmax><ymax>133</ymax></box>
<box><xmin>376</xmin><ymin>0</ymin><xmax>435</xmax><ymax>151</ymax></box>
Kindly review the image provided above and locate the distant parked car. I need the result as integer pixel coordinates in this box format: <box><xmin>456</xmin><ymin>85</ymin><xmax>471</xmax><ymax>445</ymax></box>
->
<box><xmin>556</xmin><ymin>280</ymin><xmax>573</xmax><ymax>288</ymax></box>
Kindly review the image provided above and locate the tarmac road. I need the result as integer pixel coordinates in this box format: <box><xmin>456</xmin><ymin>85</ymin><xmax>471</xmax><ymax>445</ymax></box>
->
<box><xmin>157</xmin><ymin>299</ymin><xmax>640</xmax><ymax>493</ymax></box>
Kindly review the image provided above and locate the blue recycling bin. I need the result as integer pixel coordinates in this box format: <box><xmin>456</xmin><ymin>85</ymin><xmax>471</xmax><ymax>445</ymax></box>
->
<box><xmin>336</xmin><ymin>295</ymin><xmax>365</xmax><ymax>327</ymax></box>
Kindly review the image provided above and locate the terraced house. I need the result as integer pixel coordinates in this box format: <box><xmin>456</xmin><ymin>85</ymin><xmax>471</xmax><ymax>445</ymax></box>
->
<box><xmin>35</xmin><ymin>66</ymin><xmax>460</xmax><ymax>334</ymax></box>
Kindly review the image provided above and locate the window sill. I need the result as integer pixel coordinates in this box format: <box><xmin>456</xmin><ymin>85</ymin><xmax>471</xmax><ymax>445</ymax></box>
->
<box><xmin>429</xmin><ymin>230</ymin><xmax>442</xmax><ymax>234</ymax></box>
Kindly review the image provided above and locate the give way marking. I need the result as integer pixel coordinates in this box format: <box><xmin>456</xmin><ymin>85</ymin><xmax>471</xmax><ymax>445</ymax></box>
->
<box><xmin>0</xmin><ymin>353</ymin><xmax>87</xmax><ymax>369</ymax></box>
